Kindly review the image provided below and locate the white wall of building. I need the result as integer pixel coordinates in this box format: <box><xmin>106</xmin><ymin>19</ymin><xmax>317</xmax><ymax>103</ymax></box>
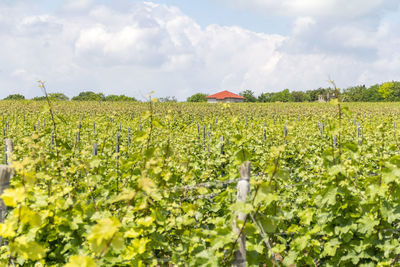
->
<box><xmin>207</xmin><ymin>98</ymin><xmax>244</xmax><ymax>103</ymax></box>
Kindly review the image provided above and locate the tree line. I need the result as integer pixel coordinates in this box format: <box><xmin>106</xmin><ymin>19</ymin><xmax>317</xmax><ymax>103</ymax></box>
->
<box><xmin>4</xmin><ymin>81</ymin><xmax>400</xmax><ymax>102</ymax></box>
<box><xmin>3</xmin><ymin>91</ymin><xmax>139</xmax><ymax>102</ymax></box>
<box><xmin>2</xmin><ymin>91</ymin><xmax>181</xmax><ymax>102</ymax></box>
<box><xmin>187</xmin><ymin>81</ymin><xmax>400</xmax><ymax>102</ymax></box>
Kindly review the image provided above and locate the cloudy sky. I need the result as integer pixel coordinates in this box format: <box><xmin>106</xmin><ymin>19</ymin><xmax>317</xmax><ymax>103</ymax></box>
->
<box><xmin>1</xmin><ymin>0</ymin><xmax>400</xmax><ymax>100</ymax></box>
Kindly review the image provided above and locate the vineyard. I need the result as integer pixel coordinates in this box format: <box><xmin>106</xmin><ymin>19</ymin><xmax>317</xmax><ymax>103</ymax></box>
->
<box><xmin>1</xmin><ymin>100</ymin><xmax>400</xmax><ymax>266</ymax></box>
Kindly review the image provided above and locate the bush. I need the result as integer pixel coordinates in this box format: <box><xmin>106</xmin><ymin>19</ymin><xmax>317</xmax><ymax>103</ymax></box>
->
<box><xmin>4</xmin><ymin>94</ymin><xmax>25</xmax><ymax>100</ymax></box>
<box><xmin>72</xmin><ymin>91</ymin><xmax>105</xmax><ymax>101</ymax></box>
<box><xmin>187</xmin><ymin>93</ymin><xmax>207</xmax><ymax>102</ymax></box>
<box><xmin>104</xmin><ymin>95</ymin><xmax>137</xmax><ymax>102</ymax></box>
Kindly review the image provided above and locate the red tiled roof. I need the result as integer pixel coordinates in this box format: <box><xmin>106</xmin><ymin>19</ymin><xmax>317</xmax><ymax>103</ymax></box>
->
<box><xmin>206</xmin><ymin>90</ymin><xmax>245</xmax><ymax>100</ymax></box>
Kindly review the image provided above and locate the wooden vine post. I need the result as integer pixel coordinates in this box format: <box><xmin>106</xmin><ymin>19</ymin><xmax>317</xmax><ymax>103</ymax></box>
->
<box><xmin>1</xmin><ymin>139</ymin><xmax>13</xmax><ymax>246</ymax></box>
<box><xmin>5</xmin><ymin>138</ymin><xmax>13</xmax><ymax>165</ymax></box>
<box><xmin>93</xmin><ymin>143</ymin><xmax>98</xmax><ymax>156</ymax></box>
<box><xmin>0</xmin><ymin>166</ymin><xmax>12</xmax><ymax>218</ymax></box>
<box><xmin>233</xmin><ymin>161</ymin><xmax>251</xmax><ymax>267</ymax></box>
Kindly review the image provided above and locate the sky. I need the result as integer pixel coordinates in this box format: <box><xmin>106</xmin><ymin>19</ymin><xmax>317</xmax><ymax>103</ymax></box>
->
<box><xmin>1</xmin><ymin>0</ymin><xmax>400</xmax><ymax>100</ymax></box>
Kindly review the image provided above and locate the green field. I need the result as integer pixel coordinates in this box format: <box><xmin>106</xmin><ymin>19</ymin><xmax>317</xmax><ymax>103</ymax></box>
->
<box><xmin>1</xmin><ymin>101</ymin><xmax>400</xmax><ymax>266</ymax></box>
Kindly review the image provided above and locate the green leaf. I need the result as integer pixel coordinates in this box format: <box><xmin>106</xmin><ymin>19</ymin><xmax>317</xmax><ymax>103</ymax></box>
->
<box><xmin>1</xmin><ymin>187</ymin><xmax>26</xmax><ymax>207</ymax></box>
<box><xmin>65</xmin><ymin>256</ymin><xmax>97</xmax><ymax>267</ymax></box>
<box><xmin>254</xmin><ymin>182</ymin><xmax>278</xmax><ymax>207</ymax></box>
<box><xmin>0</xmin><ymin>221</ymin><xmax>17</xmax><ymax>238</ymax></box>
<box><xmin>298</xmin><ymin>208</ymin><xmax>314</xmax><ymax>226</ymax></box>
<box><xmin>328</xmin><ymin>164</ymin><xmax>346</xmax><ymax>176</ymax></box>
<box><xmin>319</xmin><ymin>186</ymin><xmax>337</xmax><ymax>207</ymax></box>
<box><xmin>135</xmin><ymin>131</ymin><xmax>148</xmax><ymax>142</ymax></box>
<box><xmin>382</xmin><ymin>166</ymin><xmax>400</xmax><ymax>184</ymax></box>
<box><xmin>292</xmin><ymin>235</ymin><xmax>311</xmax><ymax>251</ymax></box>
<box><xmin>19</xmin><ymin>206</ymin><xmax>42</xmax><ymax>228</ymax></box>
<box><xmin>138</xmin><ymin>177</ymin><xmax>156</xmax><ymax>194</ymax></box>
<box><xmin>10</xmin><ymin>236</ymin><xmax>46</xmax><ymax>261</ymax></box>
<box><xmin>389</xmin><ymin>155</ymin><xmax>400</xmax><ymax>167</ymax></box>
<box><xmin>235</xmin><ymin>148</ymin><xmax>251</xmax><ymax>163</ymax></box>
<box><xmin>137</xmin><ymin>216</ymin><xmax>155</xmax><ymax>227</ymax></box>
<box><xmin>111</xmin><ymin>232</ymin><xmax>125</xmax><ymax>252</ymax></box>
<box><xmin>56</xmin><ymin>114</ymin><xmax>68</xmax><ymax>124</ymax></box>
<box><xmin>230</xmin><ymin>201</ymin><xmax>254</xmax><ymax>215</ymax></box>
<box><xmin>87</xmin><ymin>217</ymin><xmax>121</xmax><ymax>254</ymax></box>
<box><xmin>357</xmin><ymin>214</ymin><xmax>379</xmax><ymax>235</ymax></box>
<box><xmin>342</xmin><ymin>142</ymin><xmax>358</xmax><ymax>152</ymax></box>
<box><xmin>89</xmin><ymin>158</ymin><xmax>102</xmax><ymax>168</ymax></box>
<box><xmin>321</xmin><ymin>238</ymin><xmax>340</xmax><ymax>257</ymax></box>
<box><xmin>124</xmin><ymin>238</ymin><xmax>149</xmax><ymax>258</ymax></box>
<box><xmin>107</xmin><ymin>190</ymin><xmax>136</xmax><ymax>204</ymax></box>
<box><xmin>258</xmin><ymin>216</ymin><xmax>278</xmax><ymax>233</ymax></box>
<box><xmin>283</xmin><ymin>250</ymin><xmax>298</xmax><ymax>266</ymax></box>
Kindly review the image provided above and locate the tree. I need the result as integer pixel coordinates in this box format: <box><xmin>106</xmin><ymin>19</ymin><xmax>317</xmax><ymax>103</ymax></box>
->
<box><xmin>33</xmin><ymin>93</ymin><xmax>70</xmax><ymax>101</ymax></box>
<box><xmin>258</xmin><ymin>93</ymin><xmax>273</xmax><ymax>102</ymax></box>
<box><xmin>187</xmin><ymin>93</ymin><xmax>207</xmax><ymax>102</ymax></box>
<box><xmin>72</xmin><ymin>91</ymin><xmax>105</xmax><ymax>101</ymax></box>
<box><xmin>341</xmin><ymin>85</ymin><xmax>366</xmax><ymax>102</ymax></box>
<box><xmin>32</xmin><ymin>96</ymin><xmax>46</xmax><ymax>101</ymax></box>
<box><xmin>363</xmin><ymin>84</ymin><xmax>383</xmax><ymax>102</ymax></box>
<box><xmin>49</xmin><ymin>93</ymin><xmax>69</xmax><ymax>101</ymax></box>
<box><xmin>239</xmin><ymin>90</ymin><xmax>257</xmax><ymax>102</ymax></box>
<box><xmin>378</xmin><ymin>81</ymin><xmax>400</xmax><ymax>101</ymax></box>
<box><xmin>4</xmin><ymin>94</ymin><xmax>25</xmax><ymax>100</ymax></box>
<box><xmin>105</xmin><ymin>95</ymin><xmax>137</xmax><ymax>102</ymax></box>
<box><xmin>159</xmin><ymin>96</ymin><xmax>177</xmax><ymax>102</ymax></box>
<box><xmin>378</xmin><ymin>82</ymin><xmax>394</xmax><ymax>100</ymax></box>
<box><xmin>270</xmin><ymin>89</ymin><xmax>293</xmax><ymax>102</ymax></box>
<box><xmin>291</xmin><ymin>91</ymin><xmax>310</xmax><ymax>102</ymax></box>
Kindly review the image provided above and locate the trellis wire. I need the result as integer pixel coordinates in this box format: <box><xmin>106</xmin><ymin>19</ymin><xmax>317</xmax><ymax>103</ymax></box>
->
<box><xmin>249</xmin><ymin>213</ymin><xmax>278</xmax><ymax>264</ymax></box>
<box><xmin>166</xmin><ymin>178</ymin><xmax>240</xmax><ymax>192</ymax></box>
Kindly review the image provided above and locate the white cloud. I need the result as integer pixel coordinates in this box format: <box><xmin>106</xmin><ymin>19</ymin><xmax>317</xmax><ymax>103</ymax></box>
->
<box><xmin>293</xmin><ymin>17</ymin><xmax>316</xmax><ymax>35</ymax></box>
<box><xmin>17</xmin><ymin>15</ymin><xmax>63</xmax><ymax>35</ymax></box>
<box><xmin>0</xmin><ymin>1</ymin><xmax>400</xmax><ymax>100</ymax></box>
<box><xmin>62</xmin><ymin>0</ymin><xmax>95</xmax><ymax>11</ymax></box>
<box><xmin>218</xmin><ymin>0</ymin><xmax>399</xmax><ymax>19</ymax></box>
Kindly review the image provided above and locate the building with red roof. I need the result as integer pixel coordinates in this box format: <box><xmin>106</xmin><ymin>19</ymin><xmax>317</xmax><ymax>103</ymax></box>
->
<box><xmin>206</xmin><ymin>90</ymin><xmax>245</xmax><ymax>103</ymax></box>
